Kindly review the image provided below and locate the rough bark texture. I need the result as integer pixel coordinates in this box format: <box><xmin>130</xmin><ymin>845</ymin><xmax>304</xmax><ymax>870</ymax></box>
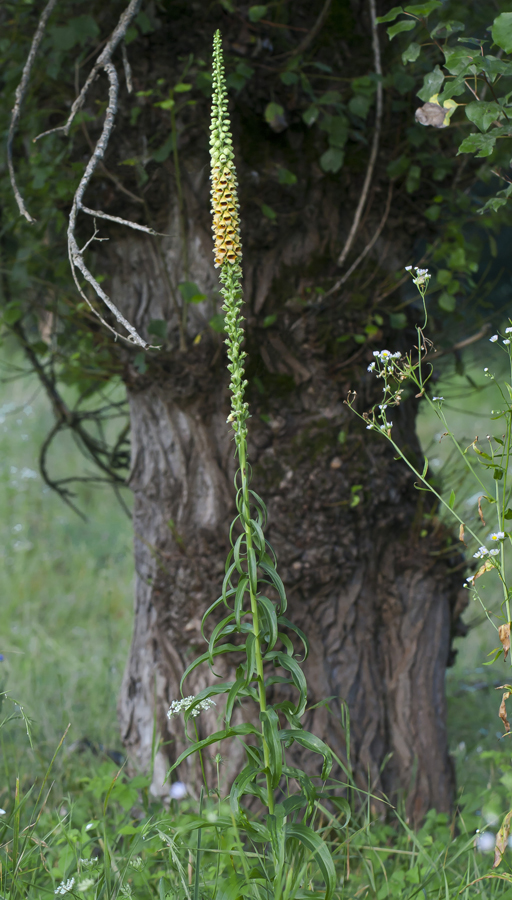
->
<box><xmin>75</xmin><ymin>0</ymin><xmax>472</xmax><ymax>822</ymax></box>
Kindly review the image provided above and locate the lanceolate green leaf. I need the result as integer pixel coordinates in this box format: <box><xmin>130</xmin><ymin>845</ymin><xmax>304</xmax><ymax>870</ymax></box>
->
<box><xmin>168</xmin><ymin>723</ymin><xmax>261</xmax><ymax>774</ymax></box>
<box><xmin>278</xmin><ymin>616</ymin><xmax>309</xmax><ymax>659</ymax></box>
<box><xmin>180</xmin><ymin>643</ymin><xmax>245</xmax><ymax>691</ymax></box>
<box><xmin>279</xmin><ymin>729</ymin><xmax>333</xmax><ymax>779</ymax></box>
<box><xmin>261</xmin><ymin>708</ymin><xmax>283</xmax><ymax>787</ymax></box>
<box><xmin>267</xmin><ymin>652</ymin><xmax>308</xmax><ymax>716</ymax></box>
<box><xmin>285</xmin><ymin>823</ymin><xmax>336</xmax><ymax>900</ymax></box>
<box><xmin>257</xmin><ymin>595</ymin><xmax>278</xmax><ymax>650</ymax></box>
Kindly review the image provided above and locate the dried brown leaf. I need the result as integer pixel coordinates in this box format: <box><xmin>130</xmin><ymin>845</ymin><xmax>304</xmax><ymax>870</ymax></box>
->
<box><xmin>459</xmin><ymin>523</ymin><xmax>465</xmax><ymax>544</ymax></box>
<box><xmin>415</xmin><ymin>102</ymin><xmax>448</xmax><ymax>128</ymax></box>
<box><xmin>500</xmin><ymin>623</ymin><xmax>511</xmax><ymax>661</ymax></box>
<box><xmin>478</xmin><ymin>495</ymin><xmax>486</xmax><ymax>526</ymax></box>
<box><xmin>494</xmin><ymin>810</ymin><xmax>512</xmax><ymax>868</ymax></box>
<box><xmin>498</xmin><ymin>689</ymin><xmax>511</xmax><ymax>734</ymax></box>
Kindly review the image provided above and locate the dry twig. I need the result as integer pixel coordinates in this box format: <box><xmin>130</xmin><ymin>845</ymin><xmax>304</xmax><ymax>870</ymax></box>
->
<box><xmin>336</xmin><ymin>0</ymin><xmax>383</xmax><ymax>269</ymax></box>
<box><xmin>7</xmin><ymin>0</ymin><xmax>58</xmax><ymax>223</ymax></box>
<box><xmin>9</xmin><ymin>0</ymin><xmax>155</xmax><ymax>347</ymax></box>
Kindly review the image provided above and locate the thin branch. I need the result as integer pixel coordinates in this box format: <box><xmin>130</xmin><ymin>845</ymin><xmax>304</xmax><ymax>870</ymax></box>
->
<box><xmin>67</xmin><ymin>60</ymin><xmax>149</xmax><ymax>347</ymax></box>
<box><xmin>80</xmin><ymin>205</ymin><xmax>168</xmax><ymax>236</ymax></box>
<box><xmin>7</xmin><ymin>0</ymin><xmax>58</xmax><ymax>223</ymax></box>
<box><xmin>280</xmin><ymin>0</ymin><xmax>332</xmax><ymax>57</ymax></box>
<box><xmin>326</xmin><ymin>181</ymin><xmax>393</xmax><ymax>297</ymax></box>
<box><xmin>424</xmin><ymin>324</ymin><xmax>491</xmax><ymax>361</ymax></box>
<box><xmin>33</xmin><ymin>0</ymin><xmax>142</xmax><ymax>142</ymax></box>
<box><xmin>121</xmin><ymin>43</ymin><xmax>133</xmax><ymax>94</ymax></box>
<box><xmin>336</xmin><ymin>0</ymin><xmax>382</xmax><ymax>268</ymax></box>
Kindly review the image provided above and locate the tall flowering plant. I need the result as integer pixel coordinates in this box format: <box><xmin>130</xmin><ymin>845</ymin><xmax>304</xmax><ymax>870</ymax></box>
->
<box><xmin>165</xmin><ymin>31</ymin><xmax>338</xmax><ymax>898</ymax></box>
<box><xmin>347</xmin><ymin>266</ymin><xmax>512</xmax><ymax>746</ymax></box>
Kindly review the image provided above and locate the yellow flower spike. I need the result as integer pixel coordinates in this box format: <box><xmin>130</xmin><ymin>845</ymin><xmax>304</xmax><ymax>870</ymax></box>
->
<box><xmin>210</xmin><ymin>31</ymin><xmax>242</xmax><ymax>269</ymax></box>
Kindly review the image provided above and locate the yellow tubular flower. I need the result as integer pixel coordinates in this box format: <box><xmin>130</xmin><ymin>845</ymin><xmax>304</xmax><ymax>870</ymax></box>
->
<box><xmin>210</xmin><ymin>31</ymin><xmax>242</xmax><ymax>269</ymax></box>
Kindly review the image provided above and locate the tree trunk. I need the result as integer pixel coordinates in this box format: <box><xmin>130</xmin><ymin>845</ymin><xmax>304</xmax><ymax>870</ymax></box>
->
<box><xmin>79</xmin><ymin>1</ymin><xmax>472</xmax><ymax>823</ymax></box>
<box><xmin>114</xmin><ymin>245</ymin><xmax>465</xmax><ymax>824</ymax></box>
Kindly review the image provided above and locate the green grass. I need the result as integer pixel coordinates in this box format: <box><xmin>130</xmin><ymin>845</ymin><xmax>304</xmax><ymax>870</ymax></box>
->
<box><xmin>3</xmin><ymin>344</ymin><xmax>512</xmax><ymax>897</ymax></box>
<box><xmin>0</xmin><ymin>348</ymin><xmax>134</xmax><ymax>775</ymax></box>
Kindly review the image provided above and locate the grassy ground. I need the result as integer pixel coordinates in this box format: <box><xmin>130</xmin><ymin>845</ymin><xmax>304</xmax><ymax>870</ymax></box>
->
<box><xmin>3</xmin><ymin>343</ymin><xmax>512</xmax><ymax>897</ymax></box>
<box><xmin>0</xmin><ymin>345</ymin><xmax>134</xmax><ymax>776</ymax></box>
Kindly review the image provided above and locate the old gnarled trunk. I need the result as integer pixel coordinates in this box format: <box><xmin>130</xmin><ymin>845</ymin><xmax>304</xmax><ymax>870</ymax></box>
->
<box><xmin>114</xmin><ymin>237</ymin><xmax>464</xmax><ymax>822</ymax></box>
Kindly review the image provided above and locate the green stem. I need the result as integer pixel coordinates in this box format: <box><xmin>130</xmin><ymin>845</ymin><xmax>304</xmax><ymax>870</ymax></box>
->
<box><xmin>238</xmin><ymin>439</ymin><xmax>274</xmax><ymax>815</ymax></box>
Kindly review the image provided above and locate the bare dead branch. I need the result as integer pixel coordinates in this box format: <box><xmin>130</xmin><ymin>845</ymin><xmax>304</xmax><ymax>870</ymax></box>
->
<box><xmin>122</xmin><ymin>43</ymin><xmax>134</xmax><ymax>94</ymax></box>
<box><xmin>65</xmin><ymin>58</ymin><xmax>148</xmax><ymax>346</ymax></box>
<box><xmin>336</xmin><ymin>0</ymin><xmax>382</xmax><ymax>268</ymax></box>
<box><xmin>280</xmin><ymin>0</ymin><xmax>332</xmax><ymax>57</ymax></box>
<box><xmin>80</xmin><ymin>206</ymin><xmax>168</xmax><ymax>236</ymax></box>
<box><xmin>7</xmin><ymin>0</ymin><xmax>58</xmax><ymax>223</ymax></box>
<box><xmin>34</xmin><ymin>0</ymin><xmax>142</xmax><ymax>142</ymax></box>
<box><xmin>326</xmin><ymin>181</ymin><xmax>393</xmax><ymax>297</ymax></box>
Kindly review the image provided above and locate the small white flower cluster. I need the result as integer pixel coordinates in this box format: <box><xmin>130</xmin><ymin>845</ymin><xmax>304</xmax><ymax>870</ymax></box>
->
<box><xmin>405</xmin><ymin>265</ymin><xmax>430</xmax><ymax>288</ymax></box>
<box><xmin>55</xmin><ymin>877</ymin><xmax>75</xmax><ymax>895</ymax></box>
<box><xmin>167</xmin><ymin>695</ymin><xmax>216</xmax><ymax>719</ymax></box>
<box><xmin>432</xmin><ymin>396</ymin><xmax>444</xmax><ymax>402</ymax></box>
<box><xmin>77</xmin><ymin>878</ymin><xmax>95</xmax><ymax>892</ymax></box>
<box><xmin>367</xmin><ymin>349</ymin><xmax>401</xmax><ymax>376</ymax></box>
<box><xmin>473</xmin><ymin>546</ymin><xmax>499</xmax><ymax>559</ymax></box>
<box><xmin>490</xmin><ymin>327</ymin><xmax>512</xmax><ymax>346</ymax></box>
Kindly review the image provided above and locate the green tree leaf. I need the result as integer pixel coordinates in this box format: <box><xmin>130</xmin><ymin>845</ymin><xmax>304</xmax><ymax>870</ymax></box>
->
<box><xmin>465</xmin><ymin>100</ymin><xmax>502</xmax><ymax>132</ymax></box>
<box><xmin>376</xmin><ymin>6</ymin><xmax>404</xmax><ymax>23</ymax></box>
<box><xmin>320</xmin><ymin>148</ymin><xmax>344</xmax><ymax>173</ymax></box>
<box><xmin>402</xmin><ymin>41</ymin><xmax>421</xmax><ymax>63</ymax></box>
<box><xmin>492</xmin><ymin>12</ymin><xmax>512</xmax><ymax>54</ymax></box>
<box><xmin>178</xmin><ymin>281</ymin><xmax>206</xmax><ymax>304</ymax></box>
<box><xmin>417</xmin><ymin>65</ymin><xmax>444</xmax><ymax>101</ymax></box>
<box><xmin>249</xmin><ymin>4</ymin><xmax>268</xmax><ymax>22</ymax></box>
<box><xmin>404</xmin><ymin>1</ymin><xmax>442</xmax><ymax>14</ymax></box>
<box><xmin>457</xmin><ymin>133</ymin><xmax>496</xmax><ymax>158</ymax></box>
<box><xmin>387</xmin><ymin>19</ymin><xmax>417</xmax><ymax>40</ymax></box>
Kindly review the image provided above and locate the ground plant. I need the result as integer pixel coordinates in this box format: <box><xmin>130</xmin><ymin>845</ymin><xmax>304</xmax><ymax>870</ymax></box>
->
<box><xmin>6</xmin><ymin>12</ymin><xmax>512</xmax><ymax>900</ymax></box>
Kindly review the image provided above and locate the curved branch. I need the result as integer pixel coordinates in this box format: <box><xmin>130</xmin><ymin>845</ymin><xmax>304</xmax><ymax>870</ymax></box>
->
<box><xmin>326</xmin><ymin>181</ymin><xmax>393</xmax><ymax>297</ymax></box>
<box><xmin>336</xmin><ymin>0</ymin><xmax>382</xmax><ymax>268</ymax></box>
<box><xmin>7</xmin><ymin>0</ymin><xmax>58</xmax><ymax>223</ymax></box>
<box><xmin>33</xmin><ymin>0</ymin><xmax>142</xmax><ymax>142</ymax></box>
<box><xmin>67</xmin><ymin>61</ymin><xmax>148</xmax><ymax>347</ymax></box>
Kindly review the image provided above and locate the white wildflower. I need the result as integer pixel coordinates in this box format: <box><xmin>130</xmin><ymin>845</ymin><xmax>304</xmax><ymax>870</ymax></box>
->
<box><xmin>506</xmin><ymin>327</ymin><xmax>512</xmax><ymax>333</ymax></box>
<box><xmin>504</xmin><ymin>340</ymin><xmax>511</xmax><ymax>346</ymax></box>
<box><xmin>367</xmin><ymin>362</ymin><xmax>376</xmax><ymax>372</ymax></box>
<box><xmin>484</xmin><ymin>367</ymin><xmax>489</xmax><ymax>372</ymax></box>
<box><xmin>0</xmin><ymin>809</ymin><xmax>6</xmax><ymax>816</ymax></box>
<box><xmin>167</xmin><ymin>695</ymin><xmax>216</xmax><ymax>719</ymax></box>
<box><xmin>405</xmin><ymin>265</ymin><xmax>413</xmax><ymax>271</ymax></box>
<box><xmin>169</xmin><ymin>781</ymin><xmax>187</xmax><ymax>800</ymax></box>
<box><xmin>366</xmin><ymin>423</ymin><xmax>374</xmax><ymax>429</ymax></box>
<box><xmin>77</xmin><ymin>878</ymin><xmax>95</xmax><ymax>892</ymax></box>
<box><xmin>432</xmin><ymin>396</ymin><xmax>444</xmax><ymax>401</ymax></box>
<box><xmin>128</xmin><ymin>857</ymin><xmax>144</xmax><ymax>871</ymax></box>
<box><xmin>489</xmin><ymin>549</ymin><xmax>500</xmax><ymax>557</ymax></box>
<box><xmin>473</xmin><ymin>547</ymin><xmax>489</xmax><ymax>559</ymax></box>
<box><xmin>490</xmin><ymin>532</ymin><xmax>505</xmax><ymax>541</ymax></box>
<box><xmin>490</xmin><ymin>335</ymin><xmax>498</xmax><ymax>343</ymax></box>
<box><xmin>378</xmin><ymin>404</ymin><xmax>388</xmax><ymax>410</ymax></box>
<box><xmin>55</xmin><ymin>877</ymin><xmax>75</xmax><ymax>895</ymax></box>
